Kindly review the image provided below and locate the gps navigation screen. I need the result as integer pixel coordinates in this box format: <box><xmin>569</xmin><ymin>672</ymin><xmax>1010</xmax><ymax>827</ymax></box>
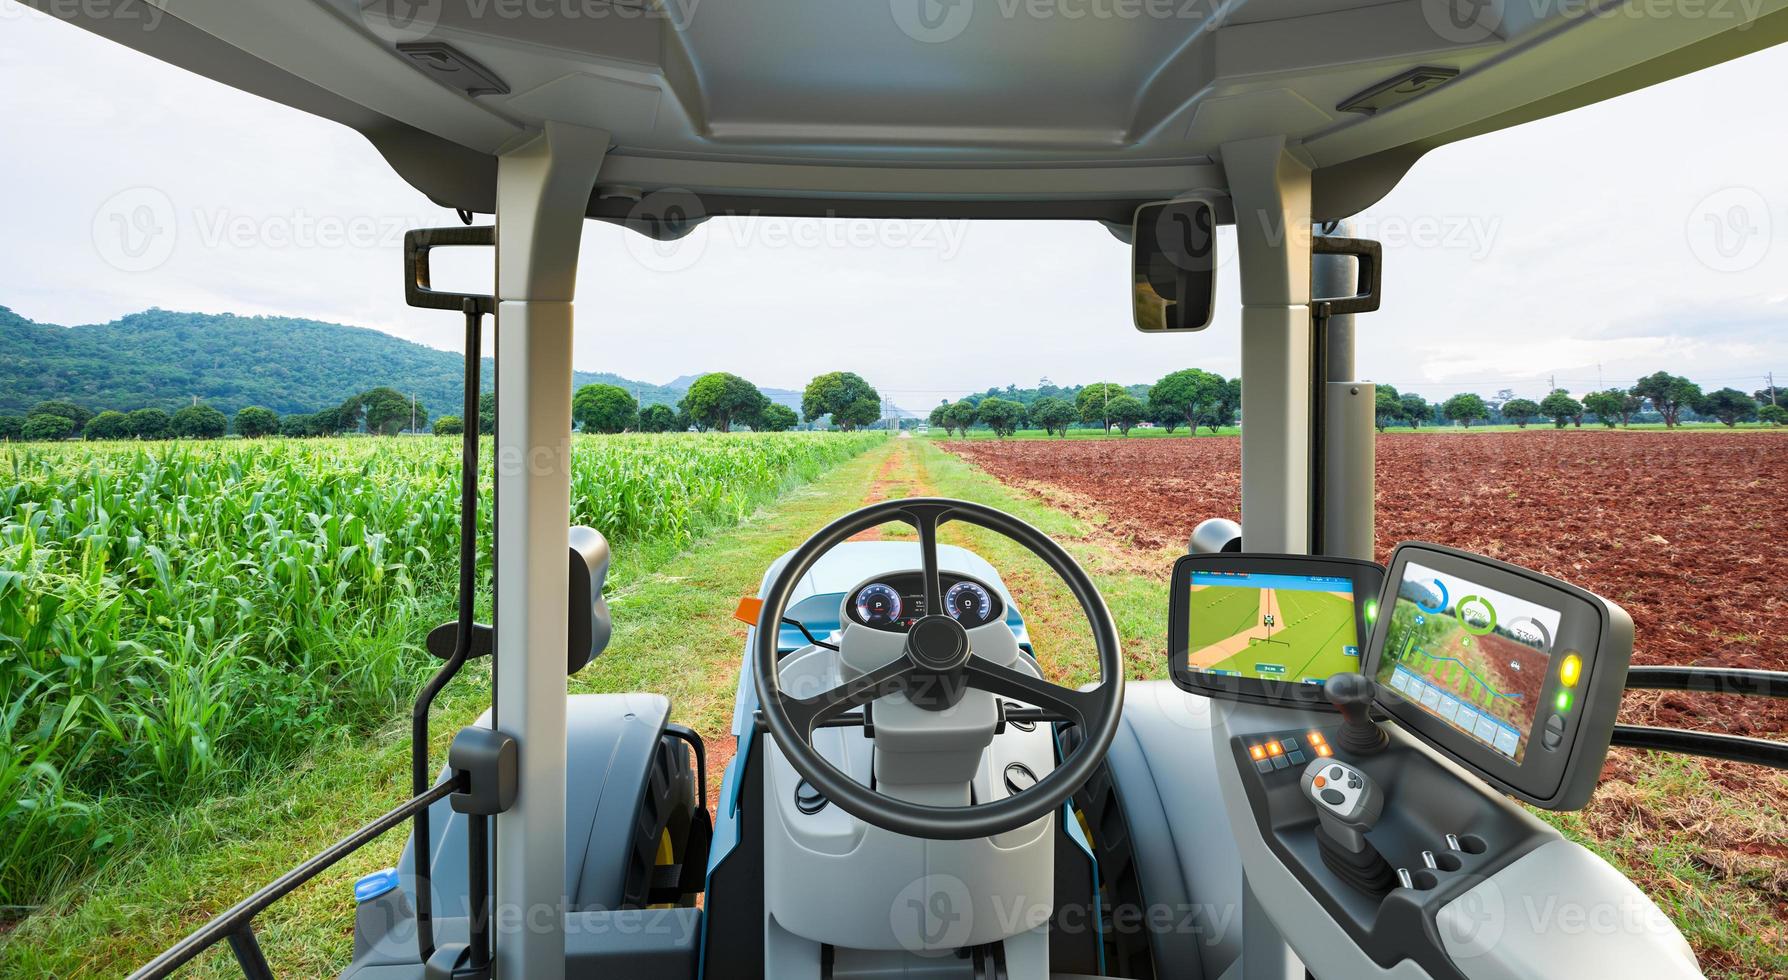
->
<box><xmin>1376</xmin><ymin>562</ymin><xmax>1562</xmax><ymax>763</ymax></box>
<box><xmin>1184</xmin><ymin>571</ymin><xmax>1361</xmax><ymax>686</ymax></box>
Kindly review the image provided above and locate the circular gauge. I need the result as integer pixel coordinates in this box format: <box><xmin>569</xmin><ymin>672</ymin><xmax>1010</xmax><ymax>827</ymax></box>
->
<box><xmin>945</xmin><ymin>580</ymin><xmax>994</xmax><ymax>627</ymax></box>
<box><xmin>854</xmin><ymin>583</ymin><xmax>902</xmax><ymax>626</ymax></box>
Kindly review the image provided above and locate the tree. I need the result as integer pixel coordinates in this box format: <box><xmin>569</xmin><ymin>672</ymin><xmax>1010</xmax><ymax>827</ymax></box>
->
<box><xmin>756</xmin><ymin>403</ymin><xmax>799</xmax><ymax>432</ymax></box>
<box><xmin>21</xmin><ymin>414</ymin><xmax>75</xmax><ymax>441</ymax></box>
<box><xmin>1399</xmin><ymin>393</ymin><xmax>1432</xmax><ymax>428</ymax></box>
<box><xmin>1147</xmin><ymin>369</ymin><xmax>1226</xmax><ymax>434</ymax></box>
<box><xmin>30</xmin><ymin>400</ymin><xmax>92</xmax><ymax>436</ymax></box>
<box><xmin>802</xmin><ymin>372</ymin><xmax>881</xmax><ymax>430</ymax></box>
<box><xmin>975</xmin><ymin>397</ymin><xmax>1026</xmax><ymax>438</ymax></box>
<box><xmin>1759</xmin><ymin>404</ymin><xmax>1788</xmax><ymax>427</ymax></box>
<box><xmin>280</xmin><ymin>413</ymin><xmax>316</xmax><ymax>437</ymax></box>
<box><xmin>172</xmin><ymin>404</ymin><xmax>229</xmax><ymax>439</ymax></box>
<box><xmin>679</xmin><ymin>372</ymin><xmax>766</xmax><ymax>432</ymax></box>
<box><xmin>1538</xmin><ymin>391</ymin><xmax>1581</xmax><ymax>429</ymax></box>
<box><xmin>1499</xmin><ymin>398</ymin><xmax>1539</xmax><ymax>428</ymax></box>
<box><xmin>359</xmin><ymin>387</ymin><xmax>423</xmax><ymax>435</ymax></box>
<box><xmin>1107</xmin><ymin>394</ymin><xmax>1147</xmax><ymax>435</ymax></box>
<box><xmin>1152</xmin><ymin>403</ymin><xmax>1183</xmax><ymax>434</ymax></box>
<box><xmin>942</xmin><ymin>400</ymin><xmax>978</xmax><ymax>437</ymax></box>
<box><xmin>128</xmin><ymin>408</ymin><xmax>172</xmax><ymax>439</ymax></box>
<box><xmin>927</xmin><ymin>403</ymin><xmax>950</xmax><ymax>431</ymax></box>
<box><xmin>433</xmin><ymin>415</ymin><xmax>464</xmax><ymax>436</ymax></box>
<box><xmin>638</xmin><ymin>404</ymin><xmax>678</xmax><ymax>433</ymax></box>
<box><xmin>0</xmin><ymin>416</ymin><xmax>22</xmax><ymax>441</ymax></box>
<box><xmin>1631</xmin><ymin>372</ymin><xmax>1702</xmax><ymax>428</ymax></box>
<box><xmin>1077</xmin><ymin>382</ymin><xmax>1131</xmax><ymax>433</ymax></box>
<box><xmin>1201</xmin><ymin>377</ymin><xmax>1242</xmax><ymax>433</ymax></box>
<box><xmin>234</xmin><ymin>405</ymin><xmax>280</xmax><ymax>438</ymax></box>
<box><xmin>1442</xmin><ymin>393</ymin><xmax>1489</xmax><ymax>428</ymax></box>
<box><xmin>1374</xmin><ymin>385</ymin><xmax>1404</xmax><ymax>432</ymax></box>
<box><xmin>1701</xmin><ymin>388</ymin><xmax>1757</xmax><ymax>427</ymax></box>
<box><xmin>1029</xmin><ymin>396</ymin><xmax>1077</xmax><ymax>437</ymax></box>
<box><xmin>1582</xmin><ymin>389</ymin><xmax>1638</xmax><ymax>428</ymax></box>
<box><xmin>85</xmin><ymin>410</ymin><xmax>133</xmax><ymax>440</ymax></box>
<box><xmin>478</xmin><ymin>392</ymin><xmax>496</xmax><ymax>434</ymax></box>
<box><xmin>572</xmin><ymin>383</ymin><xmax>639</xmax><ymax>434</ymax></box>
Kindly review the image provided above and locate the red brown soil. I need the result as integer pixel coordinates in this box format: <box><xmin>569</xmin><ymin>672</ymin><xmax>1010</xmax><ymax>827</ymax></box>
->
<box><xmin>945</xmin><ymin>431</ymin><xmax>1788</xmax><ymax>737</ymax></box>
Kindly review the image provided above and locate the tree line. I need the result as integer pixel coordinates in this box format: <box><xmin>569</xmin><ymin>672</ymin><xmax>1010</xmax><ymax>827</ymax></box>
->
<box><xmin>0</xmin><ymin>372</ymin><xmax>892</xmax><ymax>442</ymax></box>
<box><xmin>927</xmin><ymin>369</ymin><xmax>1243</xmax><ymax>437</ymax></box>
<box><xmin>1374</xmin><ymin>372</ymin><xmax>1785</xmax><ymax>430</ymax></box>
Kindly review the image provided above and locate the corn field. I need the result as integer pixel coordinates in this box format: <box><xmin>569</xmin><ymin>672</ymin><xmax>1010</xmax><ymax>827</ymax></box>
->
<box><xmin>0</xmin><ymin>431</ymin><xmax>881</xmax><ymax>909</ymax></box>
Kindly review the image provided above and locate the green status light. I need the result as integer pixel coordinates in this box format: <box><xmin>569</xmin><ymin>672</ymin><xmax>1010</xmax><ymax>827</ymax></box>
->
<box><xmin>1365</xmin><ymin>599</ymin><xmax>1379</xmax><ymax>622</ymax></box>
<box><xmin>1555</xmin><ymin>690</ymin><xmax>1573</xmax><ymax>713</ymax></box>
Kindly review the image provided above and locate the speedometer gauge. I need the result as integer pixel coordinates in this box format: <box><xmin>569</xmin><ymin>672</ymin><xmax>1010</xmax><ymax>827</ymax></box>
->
<box><xmin>854</xmin><ymin>583</ymin><xmax>902</xmax><ymax>626</ymax></box>
<box><xmin>945</xmin><ymin>581</ymin><xmax>994</xmax><ymax>627</ymax></box>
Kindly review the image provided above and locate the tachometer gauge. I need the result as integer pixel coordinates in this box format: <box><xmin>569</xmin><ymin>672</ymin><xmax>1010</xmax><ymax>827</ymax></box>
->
<box><xmin>854</xmin><ymin>583</ymin><xmax>902</xmax><ymax>626</ymax></box>
<box><xmin>945</xmin><ymin>581</ymin><xmax>993</xmax><ymax>627</ymax></box>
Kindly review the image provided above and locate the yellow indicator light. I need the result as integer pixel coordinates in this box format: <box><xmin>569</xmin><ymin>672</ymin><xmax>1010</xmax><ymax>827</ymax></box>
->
<box><xmin>1560</xmin><ymin>653</ymin><xmax>1582</xmax><ymax>688</ymax></box>
<box><xmin>1249</xmin><ymin>744</ymin><xmax>1266</xmax><ymax>761</ymax></box>
<box><xmin>1315</xmin><ymin>745</ymin><xmax>1334</xmax><ymax>757</ymax></box>
<box><xmin>1266</xmin><ymin>741</ymin><xmax>1284</xmax><ymax>756</ymax></box>
<box><xmin>1555</xmin><ymin>690</ymin><xmax>1573</xmax><ymax>713</ymax></box>
<box><xmin>1308</xmin><ymin>731</ymin><xmax>1326</xmax><ymax>745</ymax></box>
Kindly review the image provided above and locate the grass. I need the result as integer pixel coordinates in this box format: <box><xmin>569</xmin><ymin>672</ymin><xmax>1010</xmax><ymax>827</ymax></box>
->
<box><xmin>6</xmin><ymin>436</ymin><xmax>1779</xmax><ymax>977</ymax></box>
<box><xmin>921</xmin><ymin>426</ymin><xmax>1237</xmax><ymax>440</ymax></box>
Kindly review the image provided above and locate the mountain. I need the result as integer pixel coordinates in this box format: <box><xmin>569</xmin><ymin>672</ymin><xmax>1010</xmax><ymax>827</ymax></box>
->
<box><xmin>0</xmin><ymin>306</ymin><xmax>682</xmax><ymax>418</ymax></box>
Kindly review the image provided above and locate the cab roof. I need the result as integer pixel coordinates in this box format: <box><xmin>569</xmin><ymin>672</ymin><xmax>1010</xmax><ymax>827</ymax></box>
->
<box><xmin>39</xmin><ymin>0</ymin><xmax>1788</xmax><ymax>223</ymax></box>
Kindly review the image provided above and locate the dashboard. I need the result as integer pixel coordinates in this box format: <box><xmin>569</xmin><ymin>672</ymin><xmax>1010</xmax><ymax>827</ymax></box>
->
<box><xmin>845</xmin><ymin>572</ymin><xmax>1005</xmax><ymax>632</ymax></box>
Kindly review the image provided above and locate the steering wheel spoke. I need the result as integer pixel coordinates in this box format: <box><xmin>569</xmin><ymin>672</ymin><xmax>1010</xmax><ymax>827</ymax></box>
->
<box><xmin>962</xmin><ymin>656</ymin><xmax>1108</xmax><ymax>732</ymax></box>
<box><xmin>786</xmin><ymin>656</ymin><xmax>915</xmax><ymax>736</ymax></box>
<box><xmin>896</xmin><ymin>502</ymin><xmax>953</xmax><ymax>616</ymax></box>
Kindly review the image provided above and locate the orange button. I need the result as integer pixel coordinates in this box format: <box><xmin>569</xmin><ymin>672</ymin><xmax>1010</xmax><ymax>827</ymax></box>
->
<box><xmin>1315</xmin><ymin>745</ymin><xmax>1333</xmax><ymax>757</ymax></box>
<box><xmin>1313</xmin><ymin>775</ymin><xmax>1327</xmax><ymax>788</ymax></box>
<box><xmin>1308</xmin><ymin>731</ymin><xmax>1326</xmax><ymax>744</ymax></box>
<box><xmin>1249</xmin><ymin>745</ymin><xmax>1266</xmax><ymax>761</ymax></box>
<box><xmin>1266</xmin><ymin>741</ymin><xmax>1283</xmax><ymax>756</ymax></box>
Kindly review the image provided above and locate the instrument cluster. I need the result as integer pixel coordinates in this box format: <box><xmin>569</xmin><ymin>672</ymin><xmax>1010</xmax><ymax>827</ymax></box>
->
<box><xmin>848</xmin><ymin>572</ymin><xmax>1004</xmax><ymax>631</ymax></box>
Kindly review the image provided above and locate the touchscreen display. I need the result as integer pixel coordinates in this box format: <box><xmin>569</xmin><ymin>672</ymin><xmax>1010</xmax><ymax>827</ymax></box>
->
<box><xmin>1376</xmin><ymin>561</ymin><xmax>1562</xmax><ymax>763</ymax></box>
<box><xmin>1184</xmin><ymin>570</ymin><xmax>1361</xmax><ymax>686</ymax></box>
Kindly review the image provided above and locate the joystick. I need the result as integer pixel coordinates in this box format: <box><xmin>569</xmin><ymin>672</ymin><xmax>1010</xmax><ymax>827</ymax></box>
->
<box><xmin>1325</xmin><ymin>672</ymin><xmax>1387</xmax><ymax>756</ymax></box>
<box><xmin>1300</xmin><ymin>757</ymin><xmax>1397</xmax><ymax>896</ymax></box>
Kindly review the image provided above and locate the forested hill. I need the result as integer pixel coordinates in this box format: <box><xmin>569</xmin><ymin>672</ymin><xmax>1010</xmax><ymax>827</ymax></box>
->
<box><xmin>0</xmin><ymin>306</ymin><xmax>681</xmax><ymax>417</ymax></box>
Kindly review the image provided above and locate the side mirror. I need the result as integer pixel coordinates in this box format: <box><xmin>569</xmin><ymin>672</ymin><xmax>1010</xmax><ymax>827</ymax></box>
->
<box><xmin>425</xmin><ymin>525</ymin><xmax>613</xmax><ymax>676</ymax></box>
<box><xmin>1132</xmin><ymin>198</ymin><xmax>1217</xmax><ymax>333</ymax></box>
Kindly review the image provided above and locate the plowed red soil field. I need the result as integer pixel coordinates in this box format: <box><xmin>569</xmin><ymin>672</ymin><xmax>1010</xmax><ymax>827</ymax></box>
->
<box><xmin>944</xmin><ymin>431</ymin><xmax>1788</xmax><ymax>737</ymax></box>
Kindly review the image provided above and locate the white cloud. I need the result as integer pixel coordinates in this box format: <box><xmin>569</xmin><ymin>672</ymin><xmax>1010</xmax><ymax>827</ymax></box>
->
<box><xmin>2</xmin><ymin>3</ymin><xmax>1785</xmax><ymax>406</ymax></box>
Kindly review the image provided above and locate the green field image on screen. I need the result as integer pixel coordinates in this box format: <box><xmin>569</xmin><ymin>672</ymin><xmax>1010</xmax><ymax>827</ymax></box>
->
<box><xmin>1377</xmin><ymin>591</ymin><xmax>1549</xmax><ymax>761</ymax></box>
<box><xmin>1185</xmin><ymin>577</ymin><xmax>1360</xmax><ymax>683</ymax></box>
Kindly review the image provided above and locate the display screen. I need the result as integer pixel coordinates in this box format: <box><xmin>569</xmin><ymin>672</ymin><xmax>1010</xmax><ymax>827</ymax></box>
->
<box><xmin>1375</xmin><ymin>561</ymin><xmax>1562</xmax><ymax>763</ymax></box>
<box><xmin>1184</xmin><ymin>571</ymin><xmax>1362</xmax><ymax>686</ymax></box>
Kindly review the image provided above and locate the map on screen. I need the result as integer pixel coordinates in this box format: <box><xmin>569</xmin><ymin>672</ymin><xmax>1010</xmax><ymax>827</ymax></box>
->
<box><xmin>1184</xmin><ymin>571</ymin><xmax>1361</xmax><ymax>685</ymax></box>
<box><xmin>1375</xmin><ymin>562</ymin><xmax>1561</xmax><ymax>763</ymax></box>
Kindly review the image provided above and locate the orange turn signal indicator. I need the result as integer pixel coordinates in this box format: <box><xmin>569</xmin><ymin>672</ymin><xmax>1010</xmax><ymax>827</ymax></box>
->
<box><xmin>733</xmin><ymin>596</ymin><xmax>766</xmax><ymax>626</ymax></box>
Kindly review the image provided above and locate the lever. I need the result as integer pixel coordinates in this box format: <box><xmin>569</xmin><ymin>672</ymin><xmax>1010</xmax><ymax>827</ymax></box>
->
<box><xmin>1301</xmin><ymin>757</ymin><xmax>1397</xmax><ymax>895</ymax></box>
<box><xmin>1325</xmin><ymin>671</ymin><xmax>1388</xmax><ymax>756</ymax></box>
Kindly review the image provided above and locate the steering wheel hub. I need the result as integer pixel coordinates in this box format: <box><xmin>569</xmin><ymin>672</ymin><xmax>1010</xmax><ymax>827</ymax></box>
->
<box><xmin>906</xmin><ymin>615</ymin><xmax>971</xmax><ymax>672</ymax></box>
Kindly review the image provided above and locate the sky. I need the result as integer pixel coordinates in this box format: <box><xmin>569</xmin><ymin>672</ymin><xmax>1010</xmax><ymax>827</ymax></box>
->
<box><xmin>1</xmin><ymin>4</ymin><xmax>1785</xmax><ymax>411</ymax></box>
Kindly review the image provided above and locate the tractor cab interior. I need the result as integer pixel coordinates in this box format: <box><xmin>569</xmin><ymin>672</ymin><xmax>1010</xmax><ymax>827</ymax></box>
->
<box><xmin>39</xmin><ymin>1</ymin><xmax>1788</xmax><ymax>978</ymax></box>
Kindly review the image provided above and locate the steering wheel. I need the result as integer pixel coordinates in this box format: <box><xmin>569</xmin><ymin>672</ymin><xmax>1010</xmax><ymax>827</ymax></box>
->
<box><xmin>753</xmin><ymin>497</ymin><xmax>1125</xmax><ymax>841</ymax></box>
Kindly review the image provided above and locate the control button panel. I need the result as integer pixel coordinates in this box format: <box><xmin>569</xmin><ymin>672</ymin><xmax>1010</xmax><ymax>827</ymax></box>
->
<box><xmin>1245</xmin><ymin>727</ymin><xmax>1334</xmax><ymax>775</ymax></box>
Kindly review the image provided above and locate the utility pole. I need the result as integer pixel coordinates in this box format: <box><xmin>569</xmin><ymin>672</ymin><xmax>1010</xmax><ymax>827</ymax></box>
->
<box><xmin>411</xmin><ymin>392</ymin><xmax>417</xmax><ymax>434</ymax></box>
<box><xmin>1769</xmin><ymin>372</ymin><xmax>1778</xmax><ymax>406</ymax></box>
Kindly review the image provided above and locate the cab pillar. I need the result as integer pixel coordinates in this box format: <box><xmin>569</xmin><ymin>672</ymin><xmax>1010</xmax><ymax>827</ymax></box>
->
<box><xmin>1222</xmin><ymin>137</ymin><xmax>1313</xmax><ymax>554</ymax></box>
<box><xmin>491</xmin><ymin>121</ymin><xmax>609</xmax><ymax>980</ymax></box>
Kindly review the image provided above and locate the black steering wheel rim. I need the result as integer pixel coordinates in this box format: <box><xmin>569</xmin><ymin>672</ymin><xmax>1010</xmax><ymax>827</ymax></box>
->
<box><xmin>752</xmin><ymin>497</ymin><xmax>1125</xmax><ymax>841</ymax></box>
